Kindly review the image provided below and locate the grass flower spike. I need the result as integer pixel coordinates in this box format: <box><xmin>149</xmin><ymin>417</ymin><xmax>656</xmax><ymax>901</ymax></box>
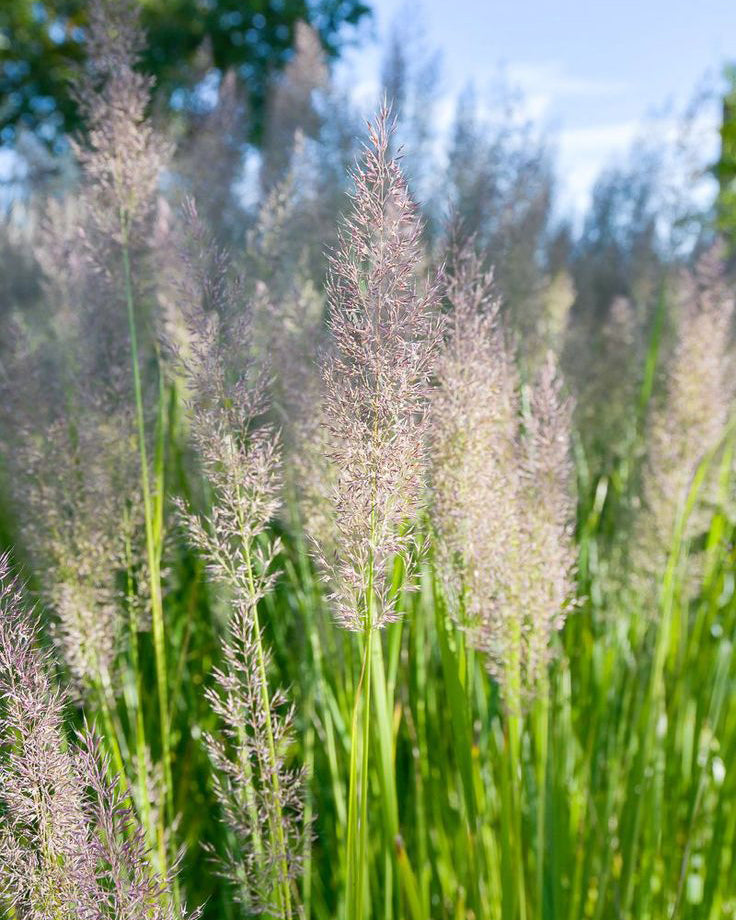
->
<box><xmin>175</xmin><ymin>200</ymin><xmax>305</xmax><ymax>918</ymax></box>
<box><xmin>314</xmin><ymin>106</ymin><xmax>443</xmax><ymax>631</ymax></box>
<box><xmin>0</xmin><ymin>554</ymin><xmax>189</xmax><ymax>919</ymax></box>
<box><xmin>309</xmin><ymin>106</ymin><xmax>442</xmax><ymax>920</ymax></box>
<box><xmin>431</xmin><ymin>245</ymin><xmax>575</xmax><ymax>701</ymax></box>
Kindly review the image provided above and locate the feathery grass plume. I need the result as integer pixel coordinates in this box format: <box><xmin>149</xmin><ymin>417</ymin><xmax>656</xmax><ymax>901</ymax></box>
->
<box><xmin>246</xmin><ymin>168</ymin><xmax>304</xmax><ymax>295</ymax></box>
<box><xmin>0</xmin><ymin>310</ymin><xmax>140</xmax><ymax>699</ymax></box>
<box><xmin>246</xmin><ymin>164</ymin><xmax>326</xmax><ymax>417</ymax></box>
<box><xmin>72</xmin><ymin>0</ymin><xmax>168</xmax><ymax>248</ymax></box>
<box><xmin>310</xmin><ymin>106</ymin><xmax>442</xmax><ymax>920</ymax></box>
<box><xmin>242</xmin><ymin>164</ymin><xmax>336</xmax><ymax>544</ymax></box>
<box><xmin>0</xmin><ymin>554</ymin><xmax>187</xmax><ymax>919</ymax></box>
<box><xmin>636</xmin><ymin>246</ymin><xmax>735</xmax><ymax>577</ymax></box>
<box><xmin>0</xmin><ymin>554</ymin><xmax>97</xmax><ymax>917</ymax></box>
<box><xmin>74</xmin><ymin>727</ymin><xmax>192</xmax><ymax>920</ymax></box>
<box><xmin>60</xmin><ymin>0</ymin><xmax>170</xmax><ymax>397</ymax></box>
<box><xmin>1</xmin><ymin>0</ymin><xmax>169</xmax><ymax>696</ymax></box>
<box><xmin>174</xmin><ymin>200</ymin><xmax>305</xmax><ymax>917</ymax></box>
<box><xmin>37</xmin><ymin>431</ymin><xmax>129</xmax><ymax>696</ymax></box>
<box><xmin>0</xmin><ymin>190</ymin><xmax>146</xmax><ymax>713</ymax></box>
<box><xmin>174</xmin><ymin>68</ymin><xmax>248</xmax><ymax>244</ymax></box>
<box><xmin>287</xmin><ymin>385</ymin><xmax>339</xmax><ymax>554</ymax></box>
<box><xmin>261</xmin><ymin>22</ymin><xmax>329</xmax><ymax>192</ymax></box>
<box><xmin>516</xmin><ymin>354</ymin><xmax>577</xmax><ymax>683</ymax></box>
<box><xmin>6</xmin><ymin>256</ymin><xmax>142</xmax><ymax>692</ymax></box>
<box><xmin>313</xmin><ymin>106</ymin><xmax>443</xmax><ymax>631</ymax></box>
<box><xmin>431</xmin><ymin>246</ymin><xmax>520</xmax><ymax>641</ymax></box>
<box><xmin>431</xmin><ymin>246</ymin><xmax>575</xmax><ymax>701</ymax></box>
<box><xmin>69</xmin><ymin>0</ymin><xmax>178</xmax><ymax>869</ymax></box>
<box><xmin>564</xmin><ymin>294</ymin><xmax>641</xmax><ymax>458</ymax></box>
<box><xmin>202</xmin><ymin>602</ymin><xmax>305</xmax><ymax>917</ymax></box>
<box><xmin>251</xmin><ymin>268</ymin><xmax>333</xmax><ymax>546</ymax></box>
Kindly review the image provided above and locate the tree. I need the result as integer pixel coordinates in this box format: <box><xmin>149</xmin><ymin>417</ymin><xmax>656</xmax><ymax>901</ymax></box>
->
<box><xmin>441</xmin><ymin>85</ymin><xmax>557</xmax><ymax>362</ymax></box>
<box><xmin>379</xmin><ymin>11</ymin><xmax>441</xmax><ymax>207</ymax></box>
<box><xmin>562</xmin><ymin>149</ymin><xmax>665</xmax><ymax>461</ymax></box>
<box><xmin>0</xmin><ymin>0</ymin><xmax>371</xmax><ymax>147</ymax></box>
<box><xmin>715</xmin><ymin>65</ymin><xmax>736</xmax><ymax>246</ymax></box>
<box><xmin>571</xmin><ymin>148</ymin><xmax>662</xmax><ymax>326</ymax></box>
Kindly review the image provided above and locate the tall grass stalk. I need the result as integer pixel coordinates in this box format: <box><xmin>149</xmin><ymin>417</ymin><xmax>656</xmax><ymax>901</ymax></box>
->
<box><xmin>121</xmin><ymin>223</ymin><xmax>174</xmax><ymax>880</ymax></box>
<box><xmin>310</xmin><ymin>107</ymin><xmax>441</xmax><ymax>918</ymax></box>
<box><xmin>347</xmin><ymin>613</ymin><xmax>373</xmax><ymax>920</ymax></box>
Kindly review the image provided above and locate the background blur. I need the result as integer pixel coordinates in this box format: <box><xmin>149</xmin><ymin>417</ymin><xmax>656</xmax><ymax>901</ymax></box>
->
<box><xmin>1</xmin><ymin>2</ymin><xmax>736</xmax><ymax>918</ymax></box>
<box><xmin>2</xmin><ymin>0</ymin><xmax>736</xmax><ymax>394</ymax></box>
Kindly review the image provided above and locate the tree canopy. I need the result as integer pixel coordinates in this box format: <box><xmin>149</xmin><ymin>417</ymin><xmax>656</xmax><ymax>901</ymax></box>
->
<box><xmin>0</xmin><ymin>0</ymin><xmax>371</xmax><ymax>146</ymax></box>
<box><xmin>715</xmin><ymin>65</ymin><xmax>736</xmax><ymax>246</ymax></box>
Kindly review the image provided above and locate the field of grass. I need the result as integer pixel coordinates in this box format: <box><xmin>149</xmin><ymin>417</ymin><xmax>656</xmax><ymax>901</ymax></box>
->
<box><xmin>1</xmin><ymin>3</ymin><xmax>735</xmax><ymax>920</ymax></box>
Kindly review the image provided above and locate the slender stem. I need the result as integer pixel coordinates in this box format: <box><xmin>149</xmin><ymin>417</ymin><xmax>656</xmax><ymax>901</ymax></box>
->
<box><xmin>535</xmin><ymin>671</ymin><xmax>550</xmax><ymax>917</ymax></box>
<box><xmin>357</xmin><ymin>623</ymin><xmax>374</xmax><ymax>920</ymax></box>
<box><xmin>94</xmin><ymin>672</ymin><xmax>129</xmax><ymax>793</ymax></box>
<box><xmin>346</xmin><ymin>619</ymin><xmax>373</xmax><ymax>920</ymax></box>
<box><xmin>346</xmin><ymin>666</ymin><xmax>362</xmax><ymax>919</ymax></box>
<box><xmin>506</xmin><ymin>616</ymin><xmax>528</xmax><ymax>920</ymax></box>
<box><xmin>243</xmin><ymin>541</ymin><xmax>293</xmax><ymax>920</ymax></box>
<box><xmin>122</xmin><ymin>510</ymin><xmax>154</xmax><ymax>847</ymax></box>
<box><xmin>302</xmin><ymin>717</ymin><xmax>315</xmax><ymax>920</ymax></box>
<box><xmin>120</xmin><ymin>225</ymin><xmax>173</xmax><ymax>886</ymax></box>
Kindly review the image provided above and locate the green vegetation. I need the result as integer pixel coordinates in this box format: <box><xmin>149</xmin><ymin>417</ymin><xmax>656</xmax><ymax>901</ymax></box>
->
<box><xmin>0</xmin><ymin>0</ymin><xmax>370</xmax><ymax>145</ymax></box>
<box><xmin>716</xmin><ymin>66</ymin><xmax>736</xmax><ymax>246</ymax></box>
<box><xmin>1</xmin><ymin>4</ymin><xmax>735</xmax><ymax>919</ymax></box>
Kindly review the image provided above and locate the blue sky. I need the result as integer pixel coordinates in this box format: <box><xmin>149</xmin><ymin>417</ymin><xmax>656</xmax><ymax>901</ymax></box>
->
<box><xmin>338</xmin><ymin>0</ymin><xmax>736</xmax><ymax>216</ymax></box>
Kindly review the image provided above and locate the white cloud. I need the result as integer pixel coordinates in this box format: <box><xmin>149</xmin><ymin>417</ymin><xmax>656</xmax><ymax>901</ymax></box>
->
<box><xmin>504</xmin><ymin>61</ymin><xmax>628</xmax><ymax>121</ymax></box>
<box><xmin>507</xmin><ymin>61</ymin><xmax>628</xmax><ymax>99</ymax></box>
<box><xmin>559</xmin><ymin>120</ymin><xmax>640</xmax><ymax>155</ymax></box>
<box><xmin>556</xmin><ymin>107</ymin><xmax>721</xmax><ymax>218</ymax></box>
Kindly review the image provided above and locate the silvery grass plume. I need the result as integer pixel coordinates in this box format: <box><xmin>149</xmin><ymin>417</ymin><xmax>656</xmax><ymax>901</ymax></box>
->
<box><xmin>0</xmin><ymin>314</ymin><xmax>140</xmax><ymax>698</ymax></box>
<box><xmin>253</xmin><ymin>267</ymin><xmax>334</xmax><ymax>550</ymax></box>
<box><xmin>430</xmin><ymin>248</ymin><xmax>520</xmax><ymax>635</ymax></box>
<box><xmin>174</xmin><ymin>200</ymin><xmax>305</xmax><ymax>917</ymax></box>
<box><xmin>69</xmin><ymin>0</ymin><xmax>176</xmax><ymax>863</ymax></box>
<box><xmin>72</xmin><ymin>0</ymin><xmax>169</xmax><ymax>250</ymax></box>
<box><xmin>246</xmin><ymin>164</ymin><xmax>326</xmax><ymax>424</ymax></box>
<box><xmin>287</xmin><ymin>375</ymin><xmax>339</xmax><ymax>555</ymax></box>
<box><xmin>261</xmin><ymin>22</ymin><xmax>329</xmax><ymax>192</ymax></box>
<box><xmin>313</xmin><ymin>107</ymin><xmax>443</xmax><ymax>631</ymax></box>
<box><xmin>243</xmin><ymin>165</ymin><xmax>335</xmax><ymax>544</ymax></box>
<box><xmin>34</xmin><ymin>418</ymin><xmax>132</xmax><ymax>696</ymax></box>
<box><xmin>68</xmin><ymin>0</ymin><xmax>170</xmax><ymax>393</ymax></box>
<box><xmin>518</xmin><ymin>355</ymin><xmax>577</xmax><ymax>681</ymax></box>
<box><xmin>174</xmin><ymin>67</ymin><xmax>248</xmax><ymax>243</ymax></box>
<box><xmin>0</xmin><ymin>0</ymin><xmax>167</xmax><ymax>695</ymax></box>
<box><xmin>431</xmin><ymin>247</ymin><xmax>576</xmax><ymax>702</ymax></box>
<box><xmin>636</xmin><ymin>246</ymin><xmax>735</xmax><ymax>579</ymax></box>
<box><xmin>0</xmin><ymin>554</ymin><xmax>188</xmax><ymax>919</ymax></box>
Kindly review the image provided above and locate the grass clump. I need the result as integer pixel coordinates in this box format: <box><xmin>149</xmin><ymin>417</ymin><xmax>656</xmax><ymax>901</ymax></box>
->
<box><xmin>1</xmin><ymin>5</ymin><xmax>735</xmax><ymax>919</ymax></box>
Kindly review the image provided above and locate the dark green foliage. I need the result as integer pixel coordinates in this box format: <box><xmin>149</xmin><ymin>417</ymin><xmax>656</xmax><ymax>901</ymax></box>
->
<box><xmin>0</xmin><ymin>0</ymin><xmax>371</xmax><ymax>146</ymax></box>
<box><xmin>715</xmin><ymin>65</ymin><xmax>736</xmax><ymax>246</ymax></box>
